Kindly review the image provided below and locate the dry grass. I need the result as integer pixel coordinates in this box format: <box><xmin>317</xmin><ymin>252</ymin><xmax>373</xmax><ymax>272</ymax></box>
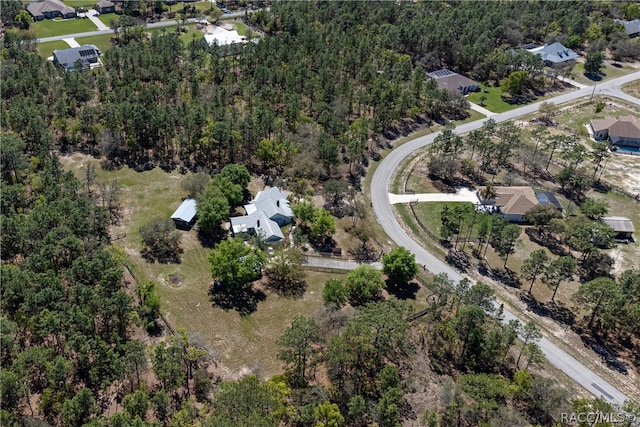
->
<box><xmin>59</xmin><ymin>154</ymin><xmax>346</xmax><ymax>378</ymax></box>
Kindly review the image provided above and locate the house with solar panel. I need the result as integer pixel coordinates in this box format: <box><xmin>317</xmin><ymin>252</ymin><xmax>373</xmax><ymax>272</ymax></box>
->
<box><xmin>427</xmin><ymin>69</ymin><xmax>480</xmax><ymax>95</ymax></box>
<box><xmin>52</xmin><ymin>45</ymin><xmax>102</xmax><ymax>71</ymax></box>
<box><xmin>171</xmin><ymin>199</ymin><xmax>198</xmax><ymax>229</ymax></box>
<box><xmin>230</xmin><ymin>187</ymin><xmax>294</xmax><ymax>243</ymax></box>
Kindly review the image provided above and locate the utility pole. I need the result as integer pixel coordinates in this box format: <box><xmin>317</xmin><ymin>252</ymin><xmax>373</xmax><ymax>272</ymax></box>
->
<box><xmin>590</xmin><ymin>80</ymin><xmax>597</xmax><ymax>102</ymax></box>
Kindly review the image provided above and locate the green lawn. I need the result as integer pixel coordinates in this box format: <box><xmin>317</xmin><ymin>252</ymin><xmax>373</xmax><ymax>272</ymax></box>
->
<box><xmin>152</xmin><ymin>24</ymin><xmax>204</xmax><ymax>46</ymax></box>
<box><xmin>33</xmin><ymin>17</ymin><xmax>98</xmax><ymax>38</ymax></box>
<box><xmin>62</xmin><ymin>0</ymin><xmax>95</xmax><ymax>7</ymax></box>
<box><xmin>467</xmin><ymin>84</ymin><xmax>522</xmax><ymax>113</ymax></box>
<box><xmin>97</xmin><ymin>13</ymin><xmax>118</xmax><ymax>28</ymax></box>
<box><xmin>76</xmin><ymin>33</ymin><xmax>113</xmax><ymax>53</ymax></box>
<box><xmin>37</xmin><ymin>40</ymin><xmax>70</xmax><ymax>58</ymax></box>
<box><xmin>566</xmin><ymin>61</ymin><xmax>639</xmax><ymax>86</ymax></box>
<box><xmin>230</xmin><ymin>20</ymin><xmax>249</xmax><ymax>36</ymax></box>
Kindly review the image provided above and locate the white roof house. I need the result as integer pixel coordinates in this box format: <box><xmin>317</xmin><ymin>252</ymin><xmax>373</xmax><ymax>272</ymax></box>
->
<box><xmin>230</xmin><ymin>211</ymin><xmax>284</xmax><ymax>242</ymax></box>
<box><xmin>171</xmin><ymin>199</ymin><xmax>197</xmax><ymax>229</ymax></box>
<box><xmin>231</xmin><ymin>187</ymin><xmax>294</xmax><ymax>243</ymax></box>
<box><xmin>203</xmin><ymin>27</ymin><xmax>246</xmax><ymax>46</ymax></box>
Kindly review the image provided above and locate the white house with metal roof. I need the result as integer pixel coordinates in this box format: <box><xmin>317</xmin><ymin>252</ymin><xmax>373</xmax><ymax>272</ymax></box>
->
<box><xmin>526</xmin><ymin>42</ymin><xmax>578</xmax><ymax>66</ymax></box>
<box><xmin>230</xmin><ymin>187</ymin><xmax>294</xmax><ymax>242</ymax></box>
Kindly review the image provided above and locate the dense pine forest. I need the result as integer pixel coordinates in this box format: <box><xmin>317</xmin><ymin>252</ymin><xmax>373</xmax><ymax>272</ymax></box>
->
<box><xmin>2</xmin><ymin>1</ymin><xmax>640</xmax><ymax>425</ymax></box>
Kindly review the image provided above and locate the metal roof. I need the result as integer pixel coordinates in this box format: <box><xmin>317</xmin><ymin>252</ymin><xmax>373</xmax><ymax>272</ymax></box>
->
<box><xmin>53</xmin><ymin>45</ymin><xmax>101</xmax><ymax>70</ymax></box>
<box><xmin>171</xmin><ymin>199</ymin><xmax>197</xmax><ymax>223</ymax></box>
<box><xmin>602</xmin><ymin>216</ymin><xmax>635</xmax><ymax>233</ymax></box>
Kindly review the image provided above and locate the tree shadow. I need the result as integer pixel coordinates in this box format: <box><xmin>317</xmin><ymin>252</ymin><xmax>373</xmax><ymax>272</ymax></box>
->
<box><xmin>583</xmin><ymin>72</ymin><xmax>603</xmax><ymax>82</ymax></box>
<box><xmin>445</xmin><ymin>249</ymin><xmax>471</xmax><ymax>272</ymax></box>
<box><xmin>208</xmin><ymin>284</ymin><xmax>266</xmax><ymax>316</ymax></box>
<box><xmin>197</xmin><ymin>227</ymin><xmax>226</xmax><ymax>249</ymax></box>
<box><xmin>385</xmin><ymin>280</ymin><xmax>420</xmax><ymax>300</ymax></box>
<box><xmin>525</xmin><ymin>228</ymin><xmax>568</xmax><ymax>257</ymax></box>
<box><xmin>479</xmin><ymin>264</ymin><xmax>522</xmax><ymax>288</ymax></box>
<box><xmin>578</xmin><ymin>332</ymin><xmax>628</xmax><ymax>375</ymax></box>
<box><xmin>520</xmin><ymin>292</ymin><xmax>575</xmax><ymax>326</ymax></box>
<box><xmin>266</xmin><ymin>280</ymin><xmax>308</xmax><ymax>299</ymax></box>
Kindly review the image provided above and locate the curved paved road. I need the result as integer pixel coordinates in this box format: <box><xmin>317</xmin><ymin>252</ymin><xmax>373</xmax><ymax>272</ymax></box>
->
<box><xmin>371</xmin><ymin>72</ymin><xmax>639</xmax><ymax>406</ymax></box>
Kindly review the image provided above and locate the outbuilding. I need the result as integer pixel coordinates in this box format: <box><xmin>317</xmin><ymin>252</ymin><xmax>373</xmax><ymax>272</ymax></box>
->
<box><xmin>171</xmin><ymin>199</ymin><xmax>198</xmax><ymax>229</ymax></box>
<box><xmin>602</xmin><ymin>216</ymin><xmax>635</xmax><ymax>241</ymax></box>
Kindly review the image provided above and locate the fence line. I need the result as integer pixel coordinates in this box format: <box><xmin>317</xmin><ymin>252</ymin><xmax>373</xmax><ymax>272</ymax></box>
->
<box><xmin>123</xmin><ymin>263</ymin><xmax>175</xmax><ymax>336</ymax></box>
<box><xmin>303</xmin><ymin>265</ymin><xmax>350</xmax><ymax>274</ymax></box>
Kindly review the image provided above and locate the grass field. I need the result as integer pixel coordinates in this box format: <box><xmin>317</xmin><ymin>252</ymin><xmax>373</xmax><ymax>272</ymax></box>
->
<box><xmin>33</xmin><ymin>17</ymin><xmax>98</xmax><ymax>38</ymax></box>
<box><xmin>75</xmin><ymin>33</ymin><xmax>113</xmax><ymax>53</ymax></box>
<box><xmin>622</xmin><ymin>80</ymin><xmax>640</xmax><ymax>98</ymax></box>
<box><xmin>567</xmin><ymin>61</ymin><xmax>639</xmax><ymax>86</ymax></box>
<box><xmin>97</xmin><ymin>13</ymin><xmax>118</xmax><ymax>27</ymax></box>
<box><xmin>467</xmin><ymin>85</ymin><xmax>522</xmax><ymax>114</ymax></box>
<box><xmin>58</xmin><ymin>154</ymin><xmax>355</xmax><ymax>377</ymax></box>
<box><xmin>62</xmin><ymin>0</ymin><xmax>95</xmax><ymax>7</ymax></box>
<box><xmin>230</xmin><ymin>21</ymin><xmax>249</xmax><ymax>36</ymax></box>
<box><xmin>37</xmin><ymin>40</ymin><xmax>70</xmax><ymax>58</ymax></box>
<box><xmin>152</xmin><ymin>24</ymin><xmax>204</xmax><ymax>46</ymax></box>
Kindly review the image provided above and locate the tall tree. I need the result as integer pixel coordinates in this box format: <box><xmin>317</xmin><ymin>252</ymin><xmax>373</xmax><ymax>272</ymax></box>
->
<box><xmin>516</xmin><ymin>322</ymin><xmax>542</xmax><ymax>367</ymax></box>
<box><xmin>573</xmin><ymin>277</ymin><xmax>621</xmax><ymax>329</ymax></box>
<box><xmin>345</xmin><ymin>265</ymin><xmax>384</xmax><ymax>305</ymax></box>
<box><xmin>208</xmin><ymin>238</ymin><xmax>265</xmax><ymax>290</ymax></box>
<box><xmin>543</xmin><ymin>256</ymin><xmax>576</xmax><ymax>302</ymax></box>
<box><xmin>521</xmin><ymin>249</ymin><xmax>550</xmax><ymax>294</ymax></box>
<box><xmin>277</xmin><ymin>316</ymin><xmax>321</xmax><ymax>387</ymax></box>
<box><xmin>382</xmin><ymin>247</ymin><xmax>418</xmax><ymax>286</ymax></box>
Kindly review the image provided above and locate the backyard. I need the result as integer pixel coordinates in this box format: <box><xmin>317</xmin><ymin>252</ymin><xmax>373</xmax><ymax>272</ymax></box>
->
<box><xmin>75</xmin><ymin>33</ymin><xmax>113</xmax><ymax>53</ymax></box>
<box><xmin>59</xmin><ymin>154</ymin><xmax>402</xmax><ymax>378</ymax></box>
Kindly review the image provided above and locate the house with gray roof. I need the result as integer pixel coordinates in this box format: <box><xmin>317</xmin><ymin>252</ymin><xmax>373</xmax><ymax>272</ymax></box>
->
<box><xmin>230</xmin><ymin>187</ymin><xmax>294</xmax><ymax>243</ymax></box>
<box><xmin>27</xmin><ymin>0</ymin><xmax>76</xmax><ymax>20</ymax></box>
<box><xmin>427</xmin><ymin>69</ymin><xmax>480</xmax><ymax>95</ymax></box>
<box><xmin>94</xmin><ymin>0</ymin><xmax>115</xmax><ymax>14</ymax></box>
<box><xmin>615</xmin><ymin>19</ymin><xmax>640</xmax><ymax>37</ymax></box>
<box><xmin>53</xmin><ymin>45</ymin><xmax>102</xmax><ymax>71</ymax></box>
<box><xmin>171</xmin><ymin>199</ymin><xmax>197</xmax><ymax>229</ymax></box>
<box><xmin>526</xmin><ymin>42</ymin><xmax>578</xmax><ymax>66</ymax></box>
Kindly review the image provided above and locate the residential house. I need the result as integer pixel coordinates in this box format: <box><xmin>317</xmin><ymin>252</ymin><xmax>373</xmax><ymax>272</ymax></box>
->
<box><xmin>590</xmin><ymin>116</ymin><xmax>640</xmax><ymax>149</ymax></box>
<box><xmin>615</xmin><ymin>19</ymin><xmax>640</xmax><ymax>37</ymax></box>
<box><xmin>171</xmin><ymin>199</ymin><xmax>198</xmax><ymax>229</ymax></box>
<box><xmin>427</xmin><ymin>69</ymin><xmax>480</xmax><ymax>95</ymax></box>
<box><xmin>602</xmin><ymin>216</ymin><xmax>635</xmax><ymax>240</ymax></box>
<box><xmin>27</xmin><ymin>0</ymin><xmax>76</xmax><ymax>20</ymax></box>
<box><xmin>493</xmin><ymin>186</ymin><xmax>540</xmax><ymax>223</ymax></box>
<box><xmin>94</xmin><ymin>0</ymin><xmax>115</xmax><ymax>14</ymax></box>
<box><xmin>52</xmin><ymin>45</ymin><xmax>102</xmax><ymax>71</ymax></box>
<box><xmin>230</xmin><ymin>187</ymin><xmax>294</xmax><ymax>243</ymax></box>
<box><xmin>526</xmin><ymin>42</ymin><xmax>578</xmax><ymax>66</ymax></box>
<box><xmin>535</xmin><ymin>191</ymin><xmax>565</xmax><ymax>214</ymax></box>
<box><xmin>203</xmin><ymin>27</ymin><xmax>246</xmax><ymax>47</ymax></box>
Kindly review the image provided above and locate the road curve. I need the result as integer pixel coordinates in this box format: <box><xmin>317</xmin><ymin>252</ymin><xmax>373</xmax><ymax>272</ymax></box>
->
<box><xmin>370</xmin><ymin>72</ymin><xmax>639</xmax><ymax>405</ymax></box>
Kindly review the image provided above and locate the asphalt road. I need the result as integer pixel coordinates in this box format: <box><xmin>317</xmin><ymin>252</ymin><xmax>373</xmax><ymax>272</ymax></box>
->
<box><xmin>36</xmin><ymin>10</ymin><xmax>248</xmax><ymax>43</ymax></box>
<box><xmin>370</xmin><ymin>72</ymin><xmax>640</xmax><ymax>406</ymax></box>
